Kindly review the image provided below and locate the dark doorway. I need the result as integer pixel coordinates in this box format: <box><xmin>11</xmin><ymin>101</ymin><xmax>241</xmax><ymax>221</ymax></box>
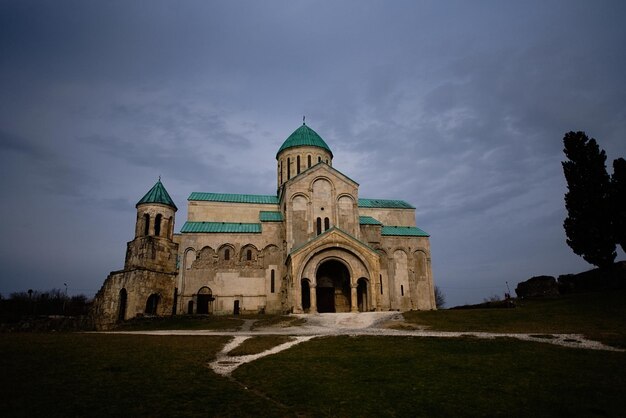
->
<box><xmin>316</xmin><ymin>288</ymin><xmax>334</xmax><ymax>312</ymax></box>
<box><xmin>316</xmin><ymin>260</ymin><xmax>351</xmax><ymax>313</ymax></box>
<box><xmin>301</xmin><ymin>279</ymin><xmax>311</xmax><ymax>311</ymax></box>
<box><xmin>145</xmin><ymin>293</ymin><xmax>160</xmax><ymax>315</ymax></box>
<box><xmin>187</xmin><ymin>300</ymin><xmax>194</xmax><ymax>315</ymax></box>
<box><xmin>357</xmin><ymin>278</ymin><xmax>368</xmax><ymax>312</ymax></box>
<box><xmin>117</xmin><ymin>288</ymin><xmax>127</xmax><ymax>322</ymax></box>
<box><xmin>233</xmin><ymin>300</ymin><xmax>240</xmax><ymax>315</ymax></box>
<box><xmin>197</xmin><ymin>287</ymin><xmax>214</xmax><ymax>314</ymax></box>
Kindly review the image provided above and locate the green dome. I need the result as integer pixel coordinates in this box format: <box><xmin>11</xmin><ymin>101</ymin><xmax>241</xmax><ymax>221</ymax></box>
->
<box><xmin>136</xmin><ymin>179</ymin><xmax>177</xmax><ymax>210</ymax></box>
<box><xmin>276</xmin><ymin>123</ymin><xmax>333</xmax><ymax>158</ymax></box>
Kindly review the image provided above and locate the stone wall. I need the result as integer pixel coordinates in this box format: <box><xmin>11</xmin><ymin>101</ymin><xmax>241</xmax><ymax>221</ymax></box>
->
<box><xmin>176</xmin><ymin>225</ymin><xmax>285</xmax><ymax>315</ymax></box>
<box><xmin>91</xmin><ymin>268</ymin><xmax>177</xmax><ymax>330</ymax></box>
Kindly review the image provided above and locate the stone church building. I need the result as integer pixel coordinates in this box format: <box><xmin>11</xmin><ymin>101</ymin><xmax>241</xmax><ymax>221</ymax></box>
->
<box><xmin>92</xmin><ymin>123</ymin><xmax>436</xmax><ymax>329</ymax></box>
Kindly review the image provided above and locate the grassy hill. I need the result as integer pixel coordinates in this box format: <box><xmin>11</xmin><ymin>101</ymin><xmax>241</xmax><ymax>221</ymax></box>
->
<box><xmin>404</xmin><ymin>289</ymin><xmax>626</xmax><ymax>348</ymax></box>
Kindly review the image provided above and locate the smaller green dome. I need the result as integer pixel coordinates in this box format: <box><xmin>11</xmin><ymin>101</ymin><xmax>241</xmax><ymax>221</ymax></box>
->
<box><xmin>136</xmin><ymin>179</ymin><xmax>177</xmax><ymax>210</ymax></box>
<box><xmin>276</xmin><ymin>123</ymin><xmax>333</xmax><ymax>159</ymax></box>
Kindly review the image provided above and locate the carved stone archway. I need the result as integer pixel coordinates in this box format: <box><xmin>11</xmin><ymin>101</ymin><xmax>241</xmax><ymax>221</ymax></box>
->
<box><xmin>315</xmin><ymin>259</ymin><xmax>351</xmax><ymax>313</ymax></box>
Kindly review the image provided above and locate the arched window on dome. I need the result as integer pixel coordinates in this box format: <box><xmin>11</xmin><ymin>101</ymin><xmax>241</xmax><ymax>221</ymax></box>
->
<box><xmin>324</xmin><ymin>217</ymin><xmax>330</xmax><ymax>231</ymax></box>
<box><xmin>325</xmin><ymin>158</ymin><xmax>329</xmax><ymax>164</ymax></box>
<box><xmin>307</xmin><ymin>155</ymin><xmax>311</xmax><ymax>168</ymax></box>
<box><xmin>318</xmin><ymin>156</ymin><xmax>321</xmax><ymax>163</ymax></box>
<box><xmin>316</xmin><ymin>217</ymin><xmax>322</xmax><ymax>235</ymax></box>
<box><xmin>297</xmin><ymin>155</ymin><xmax>301</xmax><ymax>174</ymax></box>
<box><xmin>287</xmin><ymin>158</ymin><xmax>291</xmax><ymax>180</ymax></box>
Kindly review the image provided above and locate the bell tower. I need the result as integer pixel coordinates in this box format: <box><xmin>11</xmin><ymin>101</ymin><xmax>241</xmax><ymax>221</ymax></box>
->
<box><xmin>92</xmin><ymin>178</ymin><xmax>180</xmax><ymax>329</ymax></box>
<box><xmin>125</xmin><ymin>179</ymin><xmax>179</xmax><ymax>273</ymax></box>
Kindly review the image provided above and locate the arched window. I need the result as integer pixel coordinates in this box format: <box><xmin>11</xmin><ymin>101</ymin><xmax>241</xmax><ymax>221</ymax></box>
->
<box><xmin>324</xmin><ymin>217</ymin><xmax>330</xmax><ymax>231</ymax></box>
<box><xmin>401</xmin><ymin>284</ymin><xmax>404</xmax><ymax>296</ymax></box>
<box><xmin>325</xmin><ymin>158</ymin><xmax>329</xmax><ymax>164</ymax></box>
<box><xmin>297</xmin><ymin>155</ymin><xmax>301</xmax><ymax>174</ymax></box>
<box><xmin>154</xmin><ymin>214</ymin><xmax>162</xmax><ymax>237</ymax></box>
<box><xmin>318</xmin><ymin>156</ymin><xmax>321</xmax><ymax>163</ymax></box>
<box><xmin>307</xmin><ymin>155</ymin><xmax>311</xmax><ymax>167</ymax></box>
<box><xmin>145</xmin><ymin>294</ymin><xmax>160</xmax><ymax>315</ymax></box>
<box><xmin>279</xmin><ymin>161</ymin><xmax>282</xmax><ymax>184</ymax></box>
<box><xmin>287</xmin><ymin>158</ymin><xmax>291</xmax><ymax>180</ymax></box>
<box><xmin>271</xmin><ymin>269</ymin><xmax>275</xmax><ymax>293</ymax></box>
<box><xmin>143</xmin><ymin>213</ymin><xmax>150</xmax><ymax>236</ymax></box>
<box><xmin>380</xmin><ymin>274</ymin><xmax>383</xmax><ymax>295</ymax></box>
<box><xmin>316</xmin><ymin>217</ymin><xmax>322</xmax><ymax>235</ymax></box>
<box><xmin>224</xmin><ymin>249</ymin><xmax>230</xmax><ymax>261</ymax></box>
<box><xmin>246</xmin><ymin>249</ymin><xmax>252</xmax><ymax>261</ymax></box>
<box><xmin>117</xmin><ymin>289</ymin><xmax>127</xmax><ymax>322</ymax></box>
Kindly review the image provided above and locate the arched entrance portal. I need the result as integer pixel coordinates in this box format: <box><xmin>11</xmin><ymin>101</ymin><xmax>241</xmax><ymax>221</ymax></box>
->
<box><xmin>357</xmin><ymin>278</ymin><xmax>368</xmax><ymax>312</ymax></box>
<box><xmin>316</xmin><ymin>260</ymin><xmax>351</xmax><ymax>313</ymax></box>
<box><xmin>196</xmin><ymin>286</ymin><xmax>214</xmax><ymax>314</ymax></box>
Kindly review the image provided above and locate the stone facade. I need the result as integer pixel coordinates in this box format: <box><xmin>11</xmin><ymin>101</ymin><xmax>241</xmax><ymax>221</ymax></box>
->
<box><xmin>92</xmin><ymin>123</ymin><xmax>436</xmax><ymax>329</ymax></box>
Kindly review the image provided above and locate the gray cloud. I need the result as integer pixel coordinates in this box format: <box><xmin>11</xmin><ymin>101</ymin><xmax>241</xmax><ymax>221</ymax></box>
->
<box><xmin>0</xmin><ymin>1</ymin><xmax>625</xmax><ymax>304</ymax></box>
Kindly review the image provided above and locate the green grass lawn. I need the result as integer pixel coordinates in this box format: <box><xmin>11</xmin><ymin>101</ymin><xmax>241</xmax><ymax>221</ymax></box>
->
<box><xmin>235</xmin><ymin>336</ymin><xmax>626</xmax><ymax>418</ymax></box>
<box><xmin>0</xmin><ymin>334</ymin><xmax>287</xmax><ymax>417</ymax></box>
<box><xmin>404</xmin><ymin>289</ymin><xmax>626</xmax><ymax>348</ymax></box>
<box><xmin>2</xmin><ymin>290</ymin><xmax>625</xmax><ymax>417</ymax></box>
<box><xmin>1</xmin><ymin>333</ymin><xmax>624</xmax><ymax>417</ymax></box>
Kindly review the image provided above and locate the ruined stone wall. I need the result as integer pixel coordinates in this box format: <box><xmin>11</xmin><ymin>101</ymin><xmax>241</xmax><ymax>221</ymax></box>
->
<box><xmin>91</xmin><ymin>268</ymin><xmax>177</xmax><ymax>330</ymax></box>
<box><xmin>124</xmin><ymin>236</ymin><xmax>178</xmax><ymax>272</ymax></box>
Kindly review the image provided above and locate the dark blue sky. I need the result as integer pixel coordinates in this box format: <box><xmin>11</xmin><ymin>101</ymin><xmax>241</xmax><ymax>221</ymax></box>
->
<box><xmin>1</xmin><ymin>1</ymin><xmax>625</xmax><ymax>306</ymax></box>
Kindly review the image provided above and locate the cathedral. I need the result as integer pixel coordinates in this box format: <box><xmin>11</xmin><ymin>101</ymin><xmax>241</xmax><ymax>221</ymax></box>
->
<box><xmin>92</xmin><ymin>122</ymin><xmax>436</xmax><ymax>329</ymax></box>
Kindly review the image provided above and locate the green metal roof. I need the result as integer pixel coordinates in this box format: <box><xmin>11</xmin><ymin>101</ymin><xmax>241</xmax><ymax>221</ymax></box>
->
<box><xmin>259</xmin><ymin>211</ymin><xmax>283</xmax><ymax>222</ymax></box>
<box><xmin>359</xmin><ymin>216</ymin><xmax>382</xmax><ymax>225</ymax></box>
<box><xmin>136</xmin><ymin>179</ymin><xmax>177</xmax><ymax>210</ymax></box>
<box><xmin>188</xmin><ymin>192</ymin><xmax>279</xmax><ymax>204</ymax></box>
<box><xmin>381</xmin><ymin>226</ymin><xmax>430</xmax><ymax>237</ymax></box>
<box><xmin>181</xmin><ymin>222</ymin><xmax>262</xmax><ymax>233</ymax></box>
<box><xmin>358</xmin><ymin>198</ymin><xmax>415</xmax><ymax>209</ymax></box>
<box><xmin>277</xmin><ymin>123</ymin><xmax>333</xmax><ymax>158</ymax></box>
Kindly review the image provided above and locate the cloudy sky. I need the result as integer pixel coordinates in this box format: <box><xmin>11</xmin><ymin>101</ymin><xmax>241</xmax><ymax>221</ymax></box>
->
<box><xmin>1</xmin><ymin>1</ymin><xmax>625</xmax><ymax>306</ymax></box>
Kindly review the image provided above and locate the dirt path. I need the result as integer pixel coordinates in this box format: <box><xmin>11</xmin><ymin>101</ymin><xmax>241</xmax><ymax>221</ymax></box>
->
<box><xmin>209</xmin><ymin>336</ymin><xmax>316</xmax><ymax>375</ymax></box>
<box><xmin>104</xmin><ymin>312</ymin><xmax>622</xmax><ymax>376</ymax></box>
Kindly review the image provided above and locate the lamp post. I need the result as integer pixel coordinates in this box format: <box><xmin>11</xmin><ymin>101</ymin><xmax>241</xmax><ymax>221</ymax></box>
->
<box><xmin>63</xmin><ymin>283</ymin><xmax>68</xmax><ymax>315</ymax></box>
